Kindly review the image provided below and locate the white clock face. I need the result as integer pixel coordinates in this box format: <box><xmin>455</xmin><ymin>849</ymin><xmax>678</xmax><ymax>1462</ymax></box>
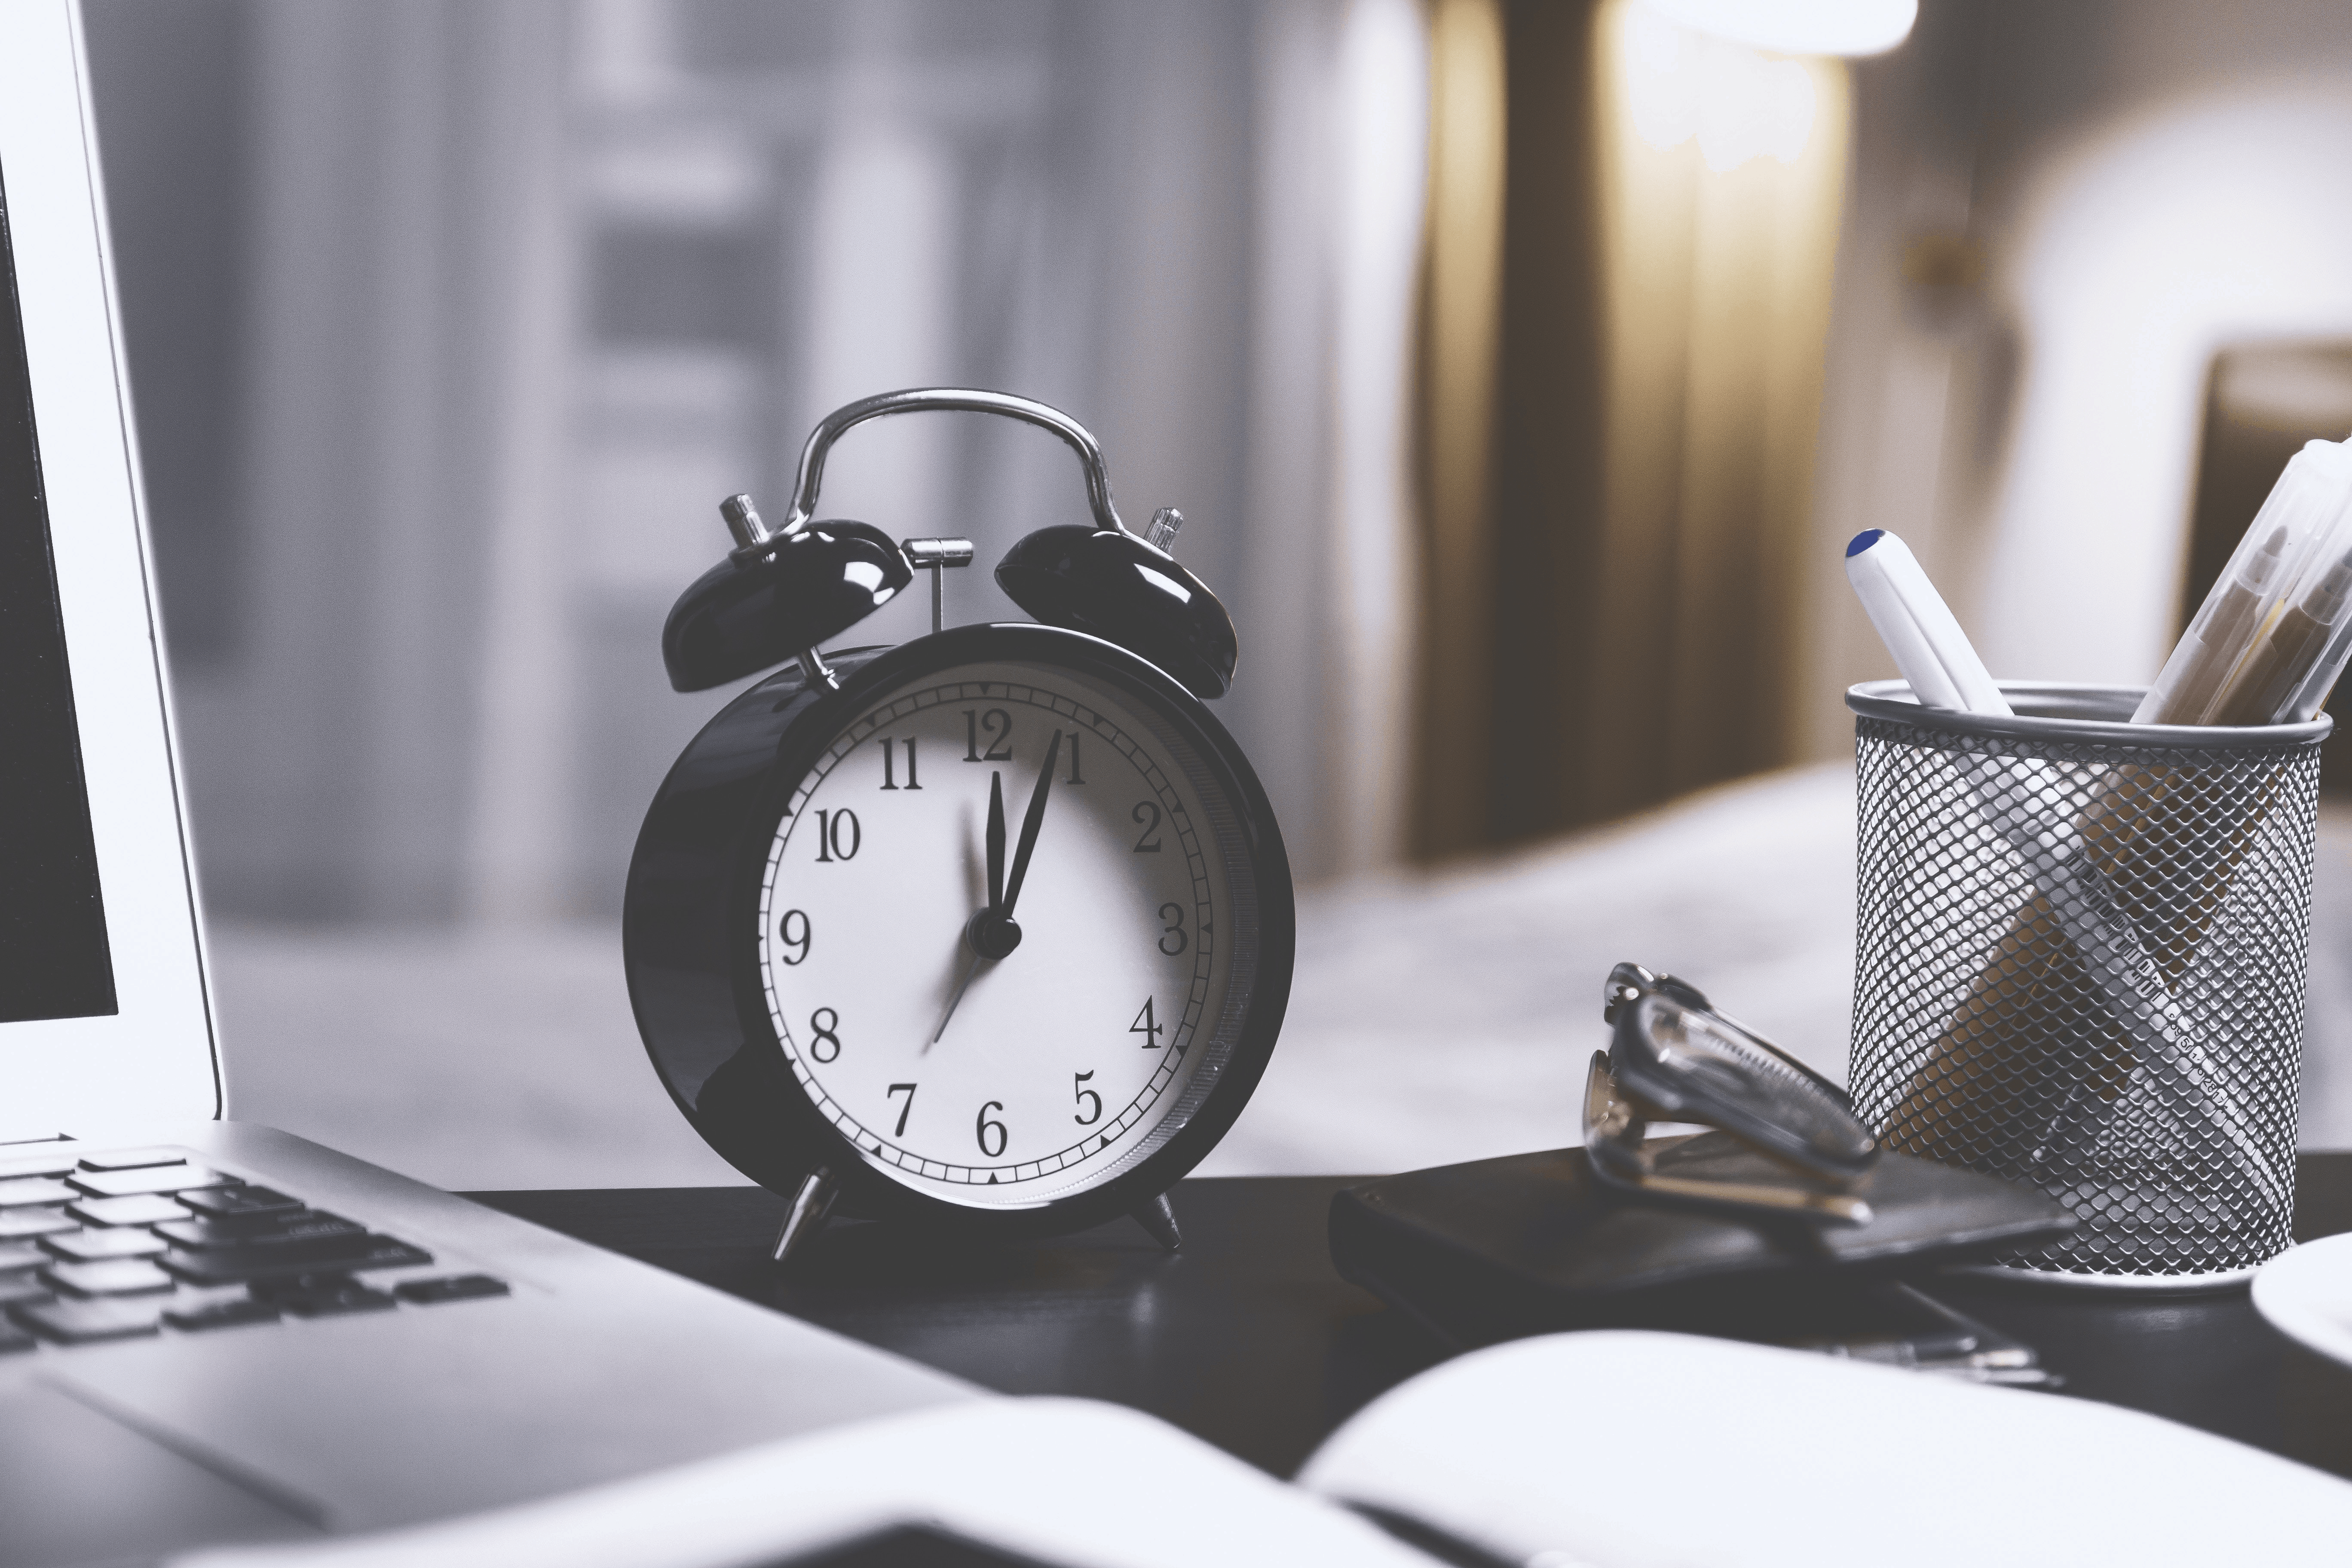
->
<box><xmin>756</xmin><ymin>658</ymin><xmax>1240</xmax><ymax>1208</ymax></box>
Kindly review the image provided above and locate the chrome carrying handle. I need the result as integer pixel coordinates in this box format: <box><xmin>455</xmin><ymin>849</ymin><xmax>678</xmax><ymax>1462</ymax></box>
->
<box><xmin>725</xmin><ymin>388</ymin><xmax>1130</xmax><ymax>555</ymax></box>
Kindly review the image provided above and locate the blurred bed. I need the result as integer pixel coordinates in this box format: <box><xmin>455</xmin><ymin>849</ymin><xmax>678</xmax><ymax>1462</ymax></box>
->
<box><xmin>209</xmin><ymin>763</ymin><xmax>2352</xmax><ymax>1191</ymax></box>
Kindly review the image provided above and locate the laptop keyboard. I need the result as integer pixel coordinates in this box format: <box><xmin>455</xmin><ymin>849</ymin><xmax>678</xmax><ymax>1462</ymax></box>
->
<box><xmin>0</xmin><ymin>1145</ymin><xmax>507</xmax><ymax>1354</ymax></box>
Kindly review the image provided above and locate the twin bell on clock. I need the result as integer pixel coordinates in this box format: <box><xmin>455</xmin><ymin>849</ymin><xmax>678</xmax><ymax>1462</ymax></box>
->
<box><xmin>623</xmin><ymin>388</ymin><xmax>1296</xmax><ymax>1267</ymax></box>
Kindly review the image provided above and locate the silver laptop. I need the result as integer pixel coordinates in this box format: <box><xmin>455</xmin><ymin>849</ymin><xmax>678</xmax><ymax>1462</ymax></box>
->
<box><xmin>0</xmin><ymin>7</ymin><xmax>974</xmax><ymax>1565</ymax></box>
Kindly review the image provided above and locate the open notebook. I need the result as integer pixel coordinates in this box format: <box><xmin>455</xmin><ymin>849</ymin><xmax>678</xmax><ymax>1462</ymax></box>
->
<box><xmin>178</xmin><ymin>1329</ymin><xmax>2352</xmax><ymax>1568</ymax></box>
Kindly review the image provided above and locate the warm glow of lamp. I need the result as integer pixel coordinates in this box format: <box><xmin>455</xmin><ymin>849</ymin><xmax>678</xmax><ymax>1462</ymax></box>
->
<box><xmin>1643</xmin><ymin>0</ymin><xmax>1916</xmax><ymax>58</ymax></box>
<box><xmin>1623</xmin><ymin>4</ymin><xmax>1816</xmax><ymax>172</ymax></box>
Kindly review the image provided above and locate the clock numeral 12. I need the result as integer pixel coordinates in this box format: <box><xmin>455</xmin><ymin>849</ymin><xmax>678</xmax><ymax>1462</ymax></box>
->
<box><xmin>964</xmin><ymin>708</ymin><xmax>1012</xmax><ymax>762</ymax></box>
<box><xmin>878</xmin><ymin>736</ymin><xmax>919</xmax><ymax>790</ymax></box>
<box><xmin>1130</xmin><ymin>997</ymin><xmax>1163</xmax><ymax>1047</ymax></box>
<box><xmin>813</xmin><ymin>809</ymin><xmax>861</xmax><ymax>862</ymax></box>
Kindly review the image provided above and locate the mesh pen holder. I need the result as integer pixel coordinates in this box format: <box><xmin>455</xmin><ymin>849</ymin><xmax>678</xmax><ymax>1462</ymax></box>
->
<box><xmin>1847</xmin><ymin>681</ymin><xmax>2328</xmax><ymax>1288</ymax></box>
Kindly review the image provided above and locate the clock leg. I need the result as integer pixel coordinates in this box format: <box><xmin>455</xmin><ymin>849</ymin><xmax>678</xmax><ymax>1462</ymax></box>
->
<box><xmin>1130</xmin><ymin>1191</ymin><xmax>1182</xmax><ymax>1253</ymax></box>
<box><xmin>771</xmin><ymin>1166</ymin><xmax>839</xmax><ymax>1266</ymax></box>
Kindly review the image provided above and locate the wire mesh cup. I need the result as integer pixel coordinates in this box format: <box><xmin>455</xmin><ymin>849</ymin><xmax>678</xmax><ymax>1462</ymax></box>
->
<box><xmin>1847</xmin><ymin>681</ymin><xmax>2329</xmax><ymax>1287</ymax></box>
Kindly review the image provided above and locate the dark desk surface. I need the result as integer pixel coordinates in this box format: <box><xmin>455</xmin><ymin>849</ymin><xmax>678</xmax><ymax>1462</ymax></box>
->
<box><xmin>470</xmin><ymin>1152</ymin><xmax>2352</xmax><ymax>1481</ymax></box>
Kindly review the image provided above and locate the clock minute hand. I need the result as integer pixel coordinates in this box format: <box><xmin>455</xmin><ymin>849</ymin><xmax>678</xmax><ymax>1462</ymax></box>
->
<box><xmin>1000</xmin><ymin>730</ymin><xmax>1062</xmax><ymax>919</ymax></box>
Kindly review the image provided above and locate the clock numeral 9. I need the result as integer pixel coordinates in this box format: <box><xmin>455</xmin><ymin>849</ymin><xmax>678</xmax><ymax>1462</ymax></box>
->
<box><xmin>778</xmin><ymin>910</ymin><xmax>811</xmax><ymax>965</ymax></box>
<box><xmin>1158</xmin><ymin>903</ymin><xmax>1188</xmax><ymax>956</ymax></box>
<box><xmin>808</xmin><ymin>1007</ymin><xmax>841</xmax><ymax>1063</ymax></box>
<box><xmin>813</xmin><ymin>808</ymin><xmax>861</xmax><ymax>862</ymax></box>
<box><xmin>976</xmin><ymin>1100</ymin><xmax>1008</xmax><ymax>1158</ymax></box>
<box><xmin>1132</xmin><ymin>801</ymin><xmax>1164</xmax><ymax>852</ymax></box>
<box><xmin>963</xmin><ymin>708</ymin><xmax>1012</xmax><ymax>762</ymax></box>
<box><xmin>1073</xmin><ymin>1071</ymin><xmax>1102</xmax><ymax>1126</ymax></box>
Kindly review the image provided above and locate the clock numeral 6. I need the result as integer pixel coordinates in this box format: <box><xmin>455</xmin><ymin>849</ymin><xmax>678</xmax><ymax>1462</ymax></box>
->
<box><xmin>808</xmin><ymin>1007</ymin><xmax>841</xmax><ymax>1063</ymax></box>
<box><xmin>1073</xmin><ymin>1071</ymin><xmax>1102</xmax><ymax>1126</ymax></box>
<box><xmin>976</xmin><ymin>1100</ymin><xmax>1009</xmax><ymax>1158</ymax></box>
<box><xmin>778</xmin><ymin>909</ymin><xmax>811</xmax><ymax>965</ymax></box>
<box><xmin>1158</xmin><ymin>903</ymin><xmax>1188</xmax><ymax>956</ymax></box>
<box><xmin>813</xmin><ymin>808</ymin><xmax>861</xmax><ymax>862</ymax></box>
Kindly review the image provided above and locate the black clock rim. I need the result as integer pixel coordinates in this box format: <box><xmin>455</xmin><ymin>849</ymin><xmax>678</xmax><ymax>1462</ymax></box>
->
<box><xmin>634</xmin><ymin>622</ymin><xmax>1295</xmax><ymax>1242</ymax></box>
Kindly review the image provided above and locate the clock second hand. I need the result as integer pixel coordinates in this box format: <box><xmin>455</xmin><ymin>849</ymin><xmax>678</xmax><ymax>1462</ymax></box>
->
<box><xmin>928</xmin><ymin>733</ymin><xmax>1063</xmax><ymax>1049</ymax></box>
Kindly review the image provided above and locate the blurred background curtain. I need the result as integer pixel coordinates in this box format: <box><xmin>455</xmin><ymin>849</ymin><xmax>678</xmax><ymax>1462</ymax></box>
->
<box><xmin>89</xmin><ymin>0</ymin><xmax>1430</xmax><ymax>923</ymax></box>
<box><xmin>1411</xmin><ymin>0</ymin><xmax>1850</xmax><ymax>859</ymax></box>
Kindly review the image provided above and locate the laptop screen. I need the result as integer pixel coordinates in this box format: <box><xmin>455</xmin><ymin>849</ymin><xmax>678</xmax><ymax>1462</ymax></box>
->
<box><xmin>0</xmin><ymin>2</ymin><xmax>217</xmax><ymax>1131</ymax></box>
<box><xmin>0</xmin><ymin>172</ymin><xmax>119</xmax><ymax>1026</ymax></box>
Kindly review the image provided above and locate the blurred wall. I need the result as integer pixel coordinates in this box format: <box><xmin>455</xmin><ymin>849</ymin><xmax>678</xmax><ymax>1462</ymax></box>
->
<box><xmin>86</xmin><ymin>0</ymin><xmax>1427</xmax><ymax>924</ymax></box>
<box><xmin>1803</xmin><ymin>0</ymin><xmax>2352</xmax><ymax>750</ymax></box>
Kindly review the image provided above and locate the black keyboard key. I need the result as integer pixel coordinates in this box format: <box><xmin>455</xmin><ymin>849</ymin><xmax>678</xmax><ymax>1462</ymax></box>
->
<box><xmin>0</xmin><ymin>1178</ymin><xmax>77</xmax><ymax>1209</ymax></box>
<box><xmin>0</xmin><ymin>1240</ymin><xmax>46</xmax><ymax>1271</ymax></box>
<box><xmin>0</xmin><ymin>1317</ymin><xmax>33</xmax><ymax>1354</ymax></box>
<box><xmin>177</xmin><ymin>1185</ymin><xmax>300</xmax><ymax>1218</ymax></box>
<box><xmin>271</xmin><ymin>1279</ymin><xmax>396</xmax><ymax>1318</ymax></box>
<box><xmin>155</xmin><ymin>1212</ymin><xmax>362</xmax><ymax>1251</ymax></box>
<box><xmin>44</xmin><ymin>1228</ymin><xmax>168</xmax><ymax>1262</ymax></box>
<box><xmin>162</xmin><ymin>1235</ymin><xmax>430</xmax><ymax>1287</ymax></box>
<box><xmin>0</xmin><ymin>1208</ymin><xmax>78</xmax><ymax>1240</ymax></box>
<box><xmin>45</xmin><ymin>1259</ymin><xmax>176</xmax><ymax>1297</ymax></box>
<box><xmin>163</xmin><ymin>1298</ymin><xmax>282</xmax><ymax>1333</ymax></box>
<box><xmin>0</xmin><ymin>1268</ymin><xmax>55</xmax><ymax>1308</ymax></box>
<box><xmin>67</xmin><ymin>1166</ymin><xmax>227</xmax><ymax>1199</ymax></box>
<box><xmin>70</xmin><ymin>1194</ymin><xmax>191</xmax><ymax>1227</ymax></box>
<box><xmin>394</xmin><ymin>1274</ymin><xmax>509</xmax><ymax>1306</ymax></box>
<box><xmin>15</xmin><ymin>1297</ymin><xmax>162</xmax><ymax>1344</ymax></box>
<box><xmin>76</xmin><ymin>1147</ymin><xmax>189</xmax><ymax>1172</ymax></box>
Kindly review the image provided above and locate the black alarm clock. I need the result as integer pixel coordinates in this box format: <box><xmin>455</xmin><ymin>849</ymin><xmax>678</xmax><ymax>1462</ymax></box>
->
<box><xmin>623</xmin><ymin>389</ymin><xmax>1294</xmax><ymax>1264</ymax></box>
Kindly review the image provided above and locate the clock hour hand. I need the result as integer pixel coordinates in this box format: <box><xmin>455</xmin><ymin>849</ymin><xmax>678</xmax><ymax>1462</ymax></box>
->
<box><xmin>933</xmin><ymin>734</ymin><xmax>1062</xmax><ymax>1048</ymax></box>
<box><xmin>1000</xmin><ymin>729</ymin><xmax>1062</xmax><ymax>919</ymax></box>
<box><xmin>986</xmin><ymin>770</ymin><xmax>1005</xmax><ymax>916</ymax></box>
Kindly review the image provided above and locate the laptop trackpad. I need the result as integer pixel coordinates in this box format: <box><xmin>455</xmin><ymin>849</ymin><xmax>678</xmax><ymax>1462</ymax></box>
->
<box><xmin>0</xmin><ymin>1382</ymin><xmax>319</xmax><ymax>1568</ymax></box>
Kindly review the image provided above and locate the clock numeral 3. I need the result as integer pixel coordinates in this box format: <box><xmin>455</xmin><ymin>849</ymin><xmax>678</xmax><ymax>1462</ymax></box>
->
<box><xmin>1132</xmin><ymin>801</ymin><xmax>1163</xmax><ymax>852</ymax></box>
<box><xmin>964</xmin><ymin>708</ymin><xmax>1012</xmax><ymax>763</ymax></box>
<box><xmin>1073</xmin><ymin>1071</ymin><xmax>1102</xmax><ymax>1126</ymax></box>
<box><xmin>808</xmin><ymin>1007</ymin><xmax>841</xmax><ymax>1063</ymax></box>
<box><xmin>887</xmin><ymin>1082</ymin><xmax>917</xmax><ymax>1137</ymax></box>
<box><xmin>878</xmin><ymin>736</ymin><xmax>919</xmax><ymax>790</ymax></box>
<box><xmin>976</xmin><ymin>1100</ymin><xmax>1009</xmax><ymax>1158</ymax></box>
<box><xmin>1158</xmin><ymin>902</ymin><xmax>1188</xmax><ymax>956</ymax></box>
<box><xmin>778</xmin><ymin>910</ymin><xmax>811</xmax><ymax>965</ymax></box>
<box><xmin>1130</xmin><ymin>997</ymin><xmax>1163</xmax><ymax>1047</ymax></box>
<box><xmin>813</xmin><ymin>808</ymin><xmax>861</xmax><ymax>862</ymax></box>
